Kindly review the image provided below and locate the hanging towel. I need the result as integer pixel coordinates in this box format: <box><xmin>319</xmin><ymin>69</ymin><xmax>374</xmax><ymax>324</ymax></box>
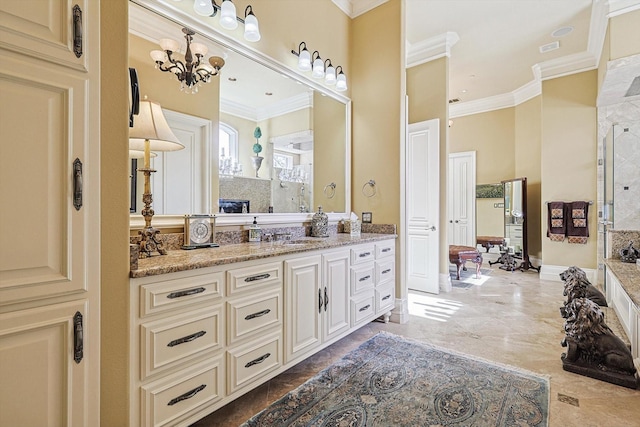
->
<box><xmin>547</xmin><ymin>201</ymin><xmax>565</xmax><ymax>242</ymax></box>
<box><xmin>567</xmin><ymin>201</ymin><xmax>589</xmax><ymax>244</ymax></box>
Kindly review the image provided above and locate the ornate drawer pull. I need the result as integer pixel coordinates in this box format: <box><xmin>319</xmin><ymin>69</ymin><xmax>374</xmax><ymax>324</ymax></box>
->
<box><xmin>381</xmin><ymin>248</ymin><xmax>391</xmax><ymax>253</ymax></box>
<box><xmin>167</xmin><ymin>287</ymin><xmax>205</xmax><ymax>299</ymax></box>
<box><xmin>359</xmin><ymin>275</ymin><xmax>371</xmax><ymax>282</ymax></box>
<box><xmin>318</xmin><ymin>288</ymin><xmax>323</xmax><ymax>313</ymax></box>
<box><xmin>359</xmin><ymin>304</ymin><xmax>371</xmax><ymax>312</ymax></box>
<box><xmin>245</xmin><ymin>273</ymin><xmax>271</xmax><ymax>282</ymax></box>
<box><xmin>382</xmin><ymin>269</ymin><xmax>391</xmax><ymax>274</ymax></box>
<box><xmin>245</xmin><ymin>353</ymin><xmax>271</xmax><ymax>368</ymax></box>
<box><xmin>358</xmin><ymin>252</ymin><xmax>371</xmax><ymax>258</ymax></box>
<box><xmin>167</xmin><ymin>330</ymin><xmax>206</xmax><ymax>347</ymax></box>
<box><xmin>324</xmin><ymin>287</ymin><xmax>329</xmax><ymax>311</ymax></box>
<box><xmin>167</xmin><ymin>384</ymin><xmax>206</xmax><ymax>406</ymax></box>
<box><xmin>382</xmin><ymin>294</ymin><xmax>391</xmax><ymax>301</ymax></box>
<box><xmin>245</xmin><ymin>309</ymin><xmax>271</xmax><ymax>320</ymax></box>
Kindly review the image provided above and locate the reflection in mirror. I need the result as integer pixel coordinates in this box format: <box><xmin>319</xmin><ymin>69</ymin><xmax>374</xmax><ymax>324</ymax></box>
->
<box><xmin>501</xmin><ymin>177</ymin><xmax>539</xmax><ymax>272</ymax></box>
<box><xmin>128</xmin><ymin>1</ymin><xmax>349</xmax><ymax>224</ymax></box>
<box><xmin>475</xmin><ymin>183</ymin><xmax>504</xmax><ymax>249</ymax></box>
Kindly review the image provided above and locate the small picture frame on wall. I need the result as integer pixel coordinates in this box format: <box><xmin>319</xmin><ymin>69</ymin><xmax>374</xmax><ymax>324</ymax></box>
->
<box><xmin>362</xmin><ymin>212</ymin><xmax>372</xmax><ymax>223</ymax></box>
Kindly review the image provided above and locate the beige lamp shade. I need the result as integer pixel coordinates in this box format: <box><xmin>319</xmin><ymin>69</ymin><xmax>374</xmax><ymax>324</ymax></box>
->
<box><xmin>129</xmin><ymin>100</ymin><xmax>184</xmax><ymax>152</ymax></box>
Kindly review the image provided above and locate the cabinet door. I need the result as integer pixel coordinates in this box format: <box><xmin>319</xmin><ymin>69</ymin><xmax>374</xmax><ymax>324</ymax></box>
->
<box><xmin>284</xmin><ymin>255</ymin><xmax>322</xmax><ymax>363</ymax></box>
<box><xmin>0</xmin><ymin>301</ymin><xmax>90</xmax><ymax>426</ymax></box>
<box><xmin>322</xmin><ymin>250</ymin><xmax>350</xmax><ymax>342</ymax></box>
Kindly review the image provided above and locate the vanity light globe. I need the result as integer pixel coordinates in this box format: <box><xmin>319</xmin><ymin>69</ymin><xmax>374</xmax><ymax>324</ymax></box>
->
<box><xmin>220</xmin><ymin>0</ymin><xmax>239</xmax><ymax>30</ymax></box>
<box><xmin>244</xmin><ymin>13</ymin><xmax>261</xmax><ymax>42</ymax></box>
<box><xmin>193</xmin><ymin>0</ymin><xmax>214</xmax><ymax>16</ymax></box>
<box><xmin>324</xmin><ymin>65</ymin><xmax>336</xmax><ymax>85</ymax></box>
<box><xmin>297</xmin><ymin>49</ymin><xmax>312</xmax><ymax>71</ymax></box>
<box><xmin>312</xmin><ymin>58</ymin><xmax>325</xmax><ymax>78</ymax></box>
<box><xmin>336</xmin><ymin>72</ymin><xmax>347</xmax><ymax>91</ymax></box>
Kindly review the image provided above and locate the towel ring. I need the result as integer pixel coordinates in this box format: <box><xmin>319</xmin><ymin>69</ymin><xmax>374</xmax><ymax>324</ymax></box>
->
<box><xmin>323</xmin><ymin>182</ymin><xmax>336</xmax><ymax>199</ymax></box>
<box><xmin>362</xmin><ymin>179</ymin><xmax>376</xmax><ymax>198</ymax></box>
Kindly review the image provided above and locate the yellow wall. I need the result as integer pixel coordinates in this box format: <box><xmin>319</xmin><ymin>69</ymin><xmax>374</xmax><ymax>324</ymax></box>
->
<box><xmin>449</xmin><ymin>108</ymin><xmax>515</xmax><ymax>184</ymax></box>
<box><xmin>101</xmin><ymin>1</ymin><xmax>130</xmax><ymax>426</ymax></box>
<box><xmin>515</xmin><ymin>96</ymin><xmax>542</xmax><ymax>259</ymax></box>
<box><xmin>406</xmin><ymin>57</ymin><xmax>449</xmax><ymax>272</ymax></box>
<box><xmin>609</xmin><ymin>9</ymin><xmax>640</xmax><ymax>60</ymax></box>
<box><xmin>541</xmin><ymin>71</ymin><xmax>598</xmax><ymax>268</ymax></box>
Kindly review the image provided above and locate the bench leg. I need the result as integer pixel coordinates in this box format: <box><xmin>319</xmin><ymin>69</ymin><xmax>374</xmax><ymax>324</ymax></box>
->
<box><xmin>454</xmin><ymin>261</ymin><xmax>463</xmax><ymax>280</ymax></box>
<box><xmin>473</xmin><ymin>254</ymin><xmax>483</xmax><ymax>278</ymax></box>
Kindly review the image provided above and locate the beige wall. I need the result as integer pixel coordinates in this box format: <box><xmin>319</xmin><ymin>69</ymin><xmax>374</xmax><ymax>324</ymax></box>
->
<box><xmin>609</xmin><ymin>9</ymin><xmax>640</xmax><ymax>60</ymax></box>
<box><xmin>515</xmin><ymin>96</ymin><xmax>542</xmax><ymax>259</ymax></box>
<box><xmin>541</xmin><ymin>71</ymin><xmax>598</xmax><ymax>268</ymax></box>
<box><xmin>101</xmin><ymin>1</ymin><xmax>130</xmax><ymax>426</ymax></box>
<box><xmin>406</xmin><ymin>57</ymin><xmax>449</xmax><ymax>273</ymax></box>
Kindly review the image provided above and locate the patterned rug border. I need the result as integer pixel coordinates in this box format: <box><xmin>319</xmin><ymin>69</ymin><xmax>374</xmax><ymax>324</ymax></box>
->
<box><xmin>243</xmin><ymin>331</ymin><xmax>550</xmax><ymax>426</ymax></box>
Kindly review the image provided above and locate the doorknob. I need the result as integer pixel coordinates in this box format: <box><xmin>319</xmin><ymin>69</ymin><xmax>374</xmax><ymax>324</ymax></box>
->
<box><xmin>449</xmin><ymin>220</ymin><xmax>453</xmax><ymax>223</ymax></box>
<box><xmin>426</xmin><ymin>225</ymin><xmax>436</xmax><ymax>231</ymax></box>
<box><xmin>455</xmin><ymin>220</ymin><xmax>459</xmax><ymax>223</ymax></box>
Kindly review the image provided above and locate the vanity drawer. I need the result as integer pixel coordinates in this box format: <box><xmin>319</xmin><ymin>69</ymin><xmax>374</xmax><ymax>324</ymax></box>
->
<box><xmin>351</xmin><ymin>293</ymin><xmax>375</xmax><ymax>326</ymax></box>
<box><xmin>227</xmin><ymin>290</ymin><xmax>282</xmax><ymax>345</ymax></box>
<box><xmin>375</xmin><ymin>260</ymin><xmax>395</xmax><ymax>285</ymax></box>
<box><xmin>350</xmin><ymin>245</ymin><xmax>375</xmax><ymax>265</ymax></box>
<box><xmin>375</xmin><ymin>241</ymin><xmax>395</xmax><ymax>259</ymax></box>
<box><xmin>139</xmin><ymin>271</ymin><xmax>224</xmax><ymax>318</ymax></box>
<box><xmin>141</xmin><ymin>305</ymin><xmax>224</xmax><ymax>380</ymax></box>
<box><xmin>227</xmin><ymin>332</ymin><xmax>282</xmax><ymax>394</ymax></box>
<box><xmin>227</xmin><ymin>261</ymin><xmax>282</xmax><ymax>296</ymax></box>
<box><xmin>350</xmin><ymin>264</ymin><xmax>375</xmax><ymax>295</ymax></box>
<box><xmin>140</xmin><ymin>356</ymin><xmax>224</xmax><ymax>427</ymax></box>
<box><xmin>376</xmin><ymin>283</ymin><xmax>395</xmax><ymax>313</ymax></box>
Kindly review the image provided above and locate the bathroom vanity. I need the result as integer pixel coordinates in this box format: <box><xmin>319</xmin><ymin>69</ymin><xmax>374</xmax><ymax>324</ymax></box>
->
<box><xmin>129</xmin><ymin>234</ymin><xmax>395</xmax><ymax>427</ymax></box>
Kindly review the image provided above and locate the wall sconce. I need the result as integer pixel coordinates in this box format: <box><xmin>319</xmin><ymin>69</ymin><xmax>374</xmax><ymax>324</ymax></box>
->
<box><xmin>291</xmin><ymin>42</ymin><xmax>347</xmax><ymax>92</ymax></box>
<box><xmin>193</xmin><ymin>0</ymin><xmax>261</xmax><ymax>42</ymax></box>
<box><xmin>129</xmin><ymin>99</ymin><xmax>185</xmax><ymax>257</ymax></box>
<box><xmin>150</xmin><ymin>27</ymin><xmax>225</xmax><ymax>94</ymax></box>
<box><xmin>292</xmin><ymin>42</ymin><xmax>311</xmax><ymax>71</ymax></box>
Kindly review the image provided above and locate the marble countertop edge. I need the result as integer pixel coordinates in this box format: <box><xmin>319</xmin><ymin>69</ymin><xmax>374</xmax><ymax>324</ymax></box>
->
<box><xmin>604</xmin><ymin>258</ymin><xmax>640</xmax><ymax>309</ymax></box>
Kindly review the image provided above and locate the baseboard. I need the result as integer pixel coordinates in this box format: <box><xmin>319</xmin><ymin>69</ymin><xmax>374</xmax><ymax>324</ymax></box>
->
<box><xmin>439</xmin><ymin>273</ymin><xmax>452</xmax><ymax>292</ymax></box>
<box><xmin>390</xmin><ymin>297</ymin><xmax>409</xmax><ymax>324</ymax></box>
<box><xmin>540</xmin><ymin>264</ymin><xmax>597</xmax><ymax>283</ymax></box>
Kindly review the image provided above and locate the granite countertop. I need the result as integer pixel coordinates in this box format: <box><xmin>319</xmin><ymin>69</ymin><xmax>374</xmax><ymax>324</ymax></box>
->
<box><xmin>131</xmin><ymin>233</ymin><xmax>397</xmax><ymax>279</ymax></box>
<box><xmin>605</xmin><ymin>258</ymin><xmax>640</xmax><ymax>308</ymax></box>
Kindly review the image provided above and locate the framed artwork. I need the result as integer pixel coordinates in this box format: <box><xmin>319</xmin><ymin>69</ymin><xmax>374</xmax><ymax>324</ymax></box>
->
<box><xmin>362</xmin><ymin>212</ymin><xmax>372</xmax><ymax>223</ymax></box>
<box><xmin>476</xmin><ymin>183</ymin><xmax>503</xmax><ymax>199</ymax></box>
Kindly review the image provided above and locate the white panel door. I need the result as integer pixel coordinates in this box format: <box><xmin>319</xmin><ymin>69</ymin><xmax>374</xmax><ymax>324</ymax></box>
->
<box><xmin>448</xmin><ymin>152</ymin><xmax>476</xmax><ymax>247</ymax></box>
<box><xmin>284</xmin><ymin>255</ymin><xmax>322</xmax><ymax>363</ymax></box>
<box><xmin>322</xmin><ymin>249</ymin><xmax>350</xmax><ymax>341</ymax></box>
<box><xmin>406</xmin><ymin>120</ymin><xmax>440</xmax><ymax>294</ymax></box>
<box><xmin>151</xmin><ymin>110</ymin><xmax>212</xmax><ymax>215</ymax></box>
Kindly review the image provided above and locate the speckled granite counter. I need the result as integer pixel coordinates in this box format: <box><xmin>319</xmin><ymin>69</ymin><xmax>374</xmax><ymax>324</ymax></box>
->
<box><xmin>131</xmin><ymin>233</ymin><xmax>397</xmax><ymax>279</ymax></box>
<box><xmin>605</xmin><ymin>259</ymin><xmax>640</xmax><ymax>308</ymax></box>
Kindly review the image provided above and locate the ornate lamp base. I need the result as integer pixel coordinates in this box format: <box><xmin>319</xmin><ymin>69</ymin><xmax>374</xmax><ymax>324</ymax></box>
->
<box><xmin>138</xmin><ymin>226</ymin><xmax>167</xmax><ymax>258</ymax></box>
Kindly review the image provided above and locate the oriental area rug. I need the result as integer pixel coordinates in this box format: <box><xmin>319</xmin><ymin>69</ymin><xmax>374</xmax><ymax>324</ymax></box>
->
<box><xmin>241</xmin><ymin>332</ymin><xmax>549</xmax><ymax>427</ymax></box>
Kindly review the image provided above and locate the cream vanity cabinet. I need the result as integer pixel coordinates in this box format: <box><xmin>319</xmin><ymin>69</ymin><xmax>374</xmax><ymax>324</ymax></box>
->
<box><xmin>0</xmin><ymin>1</ymin><xmax>100</xmax><ymax>426</ymax></box>
<box><xmin>130</xmin><ymin>238</ymin><xmax>395</xmax><ymax>426</ymax></box>
<box><xmin>284</xmin><ymin>248</ymin><xmax>351</xmax><ymax>364</ymax></box>
<box><xmin>606</xmin><ymin>269</ymin><xmax>639</xmax><ymax>358</ymax></box>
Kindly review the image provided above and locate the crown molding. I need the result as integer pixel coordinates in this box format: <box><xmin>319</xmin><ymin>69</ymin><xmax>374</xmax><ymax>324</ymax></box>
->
<box><xmin>221</xmin><ymin>92</ymin><xmax>313</xmax><ymax>122</ymax></box>
<box><xmin>220</xmin><ymin>98</ymin><xmax>257</xmax><ymax>121</ymax></box>
<box><xmin>607</xmin><ymin>0</ymin><xmax>640</xmax><ymax>17</ymax></box>
<box><xmin>406</xmin><ymin>32</ymin><xmax>460</xmax><ymax>68</ymax></box>
<box><xmin>331</xmin><ymin>0</ymin><xmax>389</xmax><ymax>18</ymax></box>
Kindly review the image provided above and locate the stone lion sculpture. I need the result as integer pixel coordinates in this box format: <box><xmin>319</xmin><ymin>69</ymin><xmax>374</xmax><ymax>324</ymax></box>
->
<box><xmin>559</xmin><ymin>266</ymin><xmax>607</xmax><ymax>318</ymax></box>
<box><xmin>561</xmin><ymin>297</ymin><xmax>636</xmax><ymax>376</ymax></box>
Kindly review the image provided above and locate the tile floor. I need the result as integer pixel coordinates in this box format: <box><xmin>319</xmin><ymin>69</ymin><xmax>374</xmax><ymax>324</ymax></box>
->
<box><xmin>191</xmin><ymin>263</ymin><xmax>640</xmax><ymax>427</ymax></box>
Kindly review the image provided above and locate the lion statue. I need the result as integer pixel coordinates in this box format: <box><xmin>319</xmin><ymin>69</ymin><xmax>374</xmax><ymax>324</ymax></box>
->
<box><xmin>561</xmin><ymin>297</ymin><xmax>636</xmax><ymax>376</ymax></box>
<box><xmin>559</xmin><ymin>266</ymin><xmax>607</xmax><ymax>318</ymax></box>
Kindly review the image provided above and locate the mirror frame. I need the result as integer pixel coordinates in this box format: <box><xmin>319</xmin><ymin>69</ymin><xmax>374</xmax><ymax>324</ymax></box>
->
<box><xmin>129</xmin><ymin>0</ymin><xmax>352</xmax><ymax>229</ymax></box>
<box><xmin>501</xmin><ymin>177</ymin><xmax>539</xmax><ymax>272</ymax></box>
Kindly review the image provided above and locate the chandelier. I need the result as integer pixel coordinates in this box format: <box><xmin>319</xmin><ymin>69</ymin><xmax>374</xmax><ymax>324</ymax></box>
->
<box><xmin>150</xmin><ymin>27</ymin><xmax>225</xmax><ymax>94</ymax></box>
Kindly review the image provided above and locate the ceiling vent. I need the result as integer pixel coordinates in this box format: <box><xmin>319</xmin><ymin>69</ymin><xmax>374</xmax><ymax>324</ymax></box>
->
<box><xmin>449</xmin><ymin>98</ymin><xmax>461</xmax><ymax>104</ymax></box>
<box><xmin>624</xmin><ymin>75</ymin><xmax>640</xmax><ymax>97</ymax></box>
<box><xmin>539</xmin><ymin>41</ymin><xmax>560</xmax><ymax>54</ymax></box>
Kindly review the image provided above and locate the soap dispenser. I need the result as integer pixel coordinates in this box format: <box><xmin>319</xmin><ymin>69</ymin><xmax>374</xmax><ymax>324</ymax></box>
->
<box><xmin>248</xmin><ymin>217</ymin><xmax>261</xmax><ymax>242</ymax></box>
<box><xmin>311</xmin><ymin>206</ymin><xmax>329</xmax><ymax>237</ymax></box>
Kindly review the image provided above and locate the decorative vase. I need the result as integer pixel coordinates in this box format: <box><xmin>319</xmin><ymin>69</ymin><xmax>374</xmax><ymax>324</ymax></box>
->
<box><xmin>250</xmin><ymin>156</ymin><xmax>264</xmax><ymax>178</ymax></box>
<box><xmin>311</xmin><ymin>206</ymin><xmax>329</xmax><ymax>237</ymax></box>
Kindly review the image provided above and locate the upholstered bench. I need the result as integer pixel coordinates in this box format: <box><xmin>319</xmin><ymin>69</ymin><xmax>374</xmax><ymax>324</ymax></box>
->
<box><xmin>476</xmin><ymin>235</ymin><xmax>506</xmax><ymax>253</ymax></box>
<box><xmin>449</xmin><ymin>245</ymin><xmax>483</xmax><ymax>280</ymax></box>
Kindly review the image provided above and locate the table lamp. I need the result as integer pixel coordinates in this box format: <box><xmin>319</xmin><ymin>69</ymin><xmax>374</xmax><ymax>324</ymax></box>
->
<box><xmin>129</xmin><ymin>98</ymin><xmax>184</xmax><ymax>257</ymax></box>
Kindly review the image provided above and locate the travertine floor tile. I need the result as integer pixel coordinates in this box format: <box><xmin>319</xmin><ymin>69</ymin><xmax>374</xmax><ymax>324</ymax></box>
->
<box><xmin>190</xmin><ymin>267</ymin><xmax>640</xmax><ymax>427</ymax></box>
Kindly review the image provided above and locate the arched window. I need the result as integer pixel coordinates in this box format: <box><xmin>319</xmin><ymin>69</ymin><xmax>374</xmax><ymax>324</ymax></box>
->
<box><xmin>219</xmin><ymin>122</ymin><xmax>239</xmax><ymax>174</ymax></box>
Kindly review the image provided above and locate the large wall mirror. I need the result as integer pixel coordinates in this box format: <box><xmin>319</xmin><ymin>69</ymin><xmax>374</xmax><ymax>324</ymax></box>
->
<box><xmin>128</xmin><ymin>0</ymin><xmax>351</xmax><ymax>228</ymax></box>
<box><xmin>502</xmin><ymin>177</ymin><xmax>539</xmax><ymax>272</ymax></box>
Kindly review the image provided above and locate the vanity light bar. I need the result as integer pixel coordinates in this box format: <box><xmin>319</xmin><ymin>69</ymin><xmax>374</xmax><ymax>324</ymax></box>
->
<box><xmin>193</xmin><ymin>0</ymin><xmax>261</xmax><ymax>42</ymax></box>
<box><xmin>291</xmin><ymin>42</ymin><xmax>347</xmax><ymax>92</ymax></box>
